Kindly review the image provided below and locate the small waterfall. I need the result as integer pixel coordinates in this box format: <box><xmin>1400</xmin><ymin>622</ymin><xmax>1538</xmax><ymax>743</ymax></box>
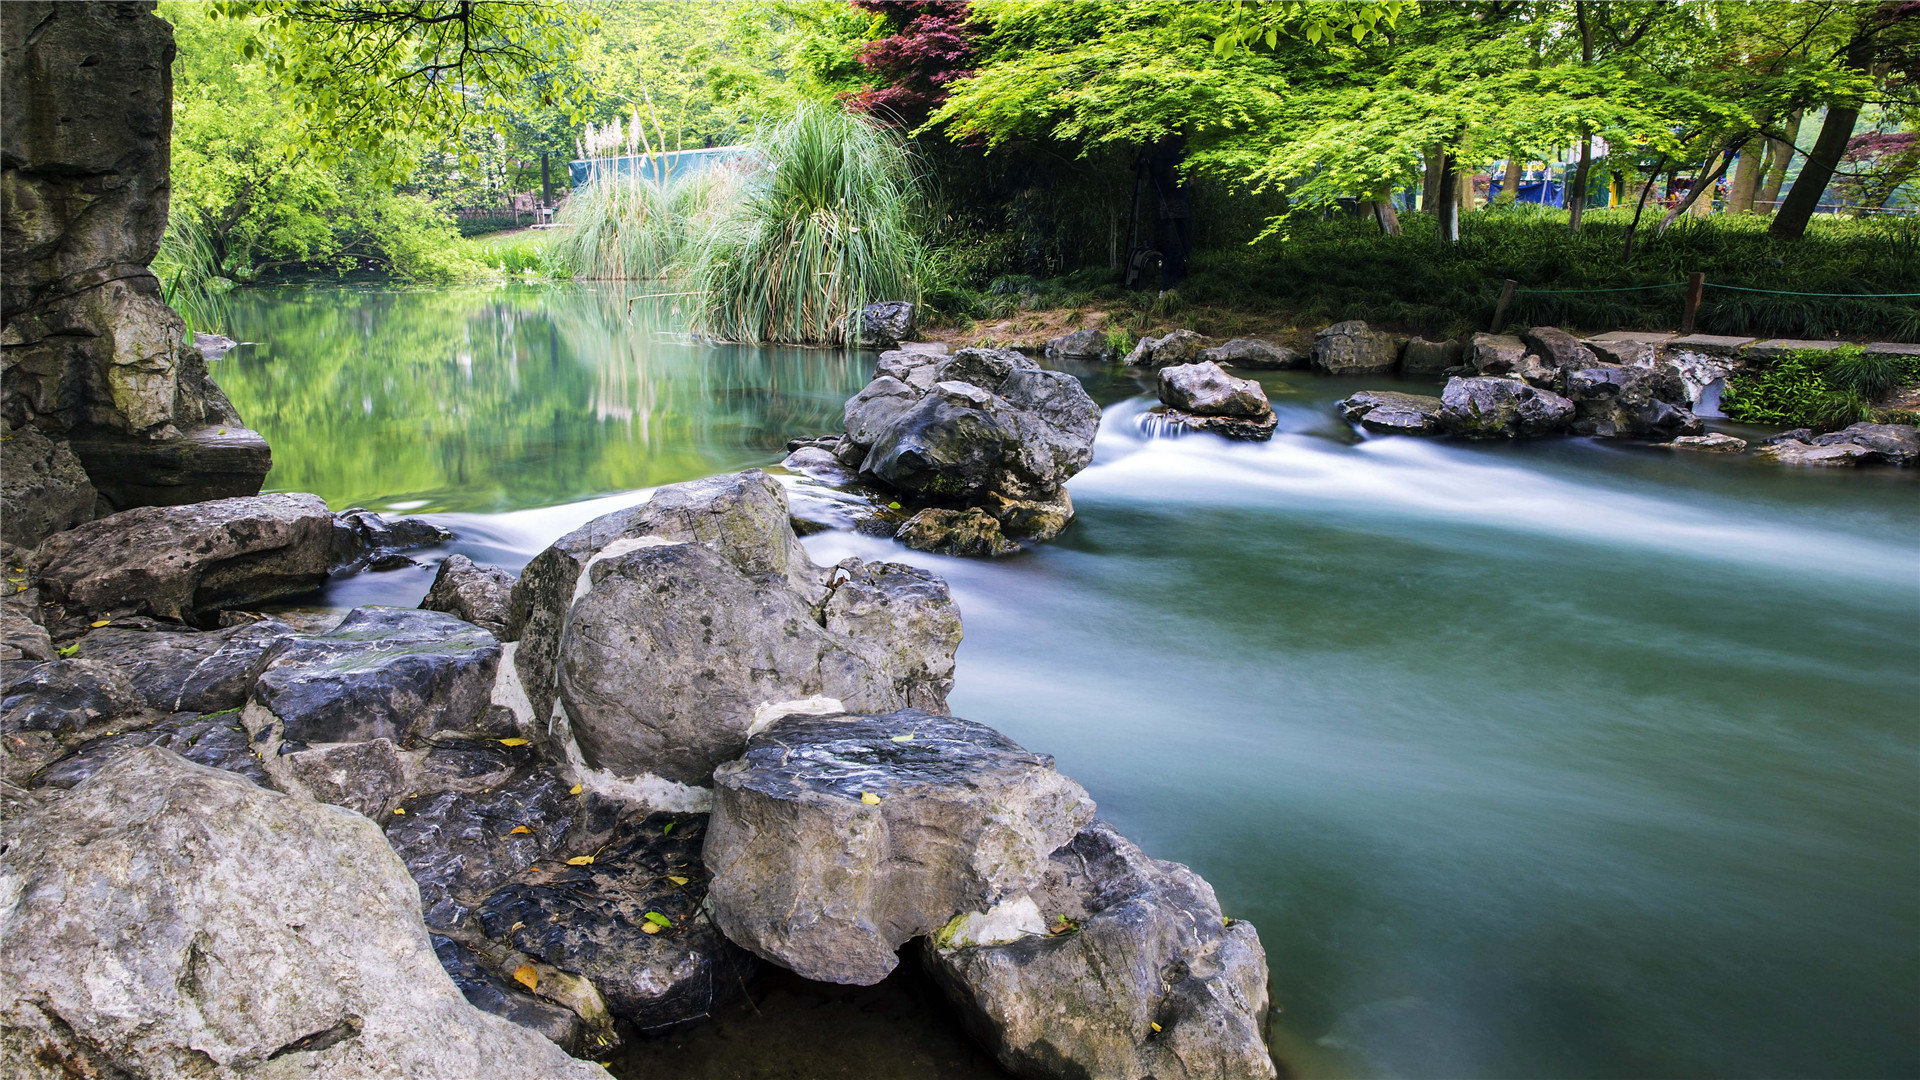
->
<box><xmin>1696</xmin><ymin>376</ymin><xmax>1727</xmax><ymax>417</ymax></box>
<box><xmin>1136</xmin><ymin>409</ymin><xmax>1194</xmax><ymax>440</ymax></box>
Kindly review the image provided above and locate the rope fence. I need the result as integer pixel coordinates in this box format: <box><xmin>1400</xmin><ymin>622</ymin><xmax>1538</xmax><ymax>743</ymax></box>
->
<box><xmin>1493</xmin><ymin>273</ymin><xmax>1920</xmax><ymax>335</ymax></box>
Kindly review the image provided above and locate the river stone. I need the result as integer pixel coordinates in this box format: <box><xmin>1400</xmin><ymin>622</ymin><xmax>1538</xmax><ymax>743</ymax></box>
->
<box><xmin>1565</xmin><ymin>366</ymin><xmax>1702</xmax><ymax>440</ymax></box>
<box><xmin>896</xmin><ymin>506</ymin><xmax>1023</xmax><ymax>557</ymax></box>
<box><xmin>1756</xmin><ymin>433</ymin><xmax>1909</xmax><ymax>467</ymax></box>
<box><xmin>706</xmin><ymin>708</ymin><xmax>1096</xmax><ymax>985</ymax></box>
<box><xmin>248</xmin><ymin>606</ymin><xmax>502</xmax><ymax>747</ymax></box>
<box><xmin>1155</xmin><ymin>409</ymin><xmax>1281</xmax><ymax>441</ymax></box>
<box><xmin>74</xmin><ymin>618</ymin><xmax>299</xmax><ymax>713</ymax></box>
<box><xmin>980</xmin><ymin>489</ymin><xmax>1075</xmax><ymax>544</ymax></box>
<box><xmin>422</xmin><ymin>555</ymin><xmax>516</xmax><ymax>638</ymax></box>
<box><xmin>0</xmin><ymin>423</ymin><xmax>96</xmax><ymax>549</ymax></box>
<box><xmin>1198</xmin><ymin>338</ymin><xmax>1302</xmax><ymax>370</ymax></box>
<box><xmin>1339</xmin><ymin>390</ymin><xmax>1443</xmax><ymax>435</ymax></box>
<box><xmin>858</xmin><ymin>301</ymin><xmax>916</xmax><ymax>347</ymax></box>
<box><xmin>432</xmin><ymin>934</ymin><xmax>588</xmax><ymax>1055</ymax></box>
<box><xmin>68</xmin><ymin>423</ymin><xmax>273</xmax><ymax>512</ymax></box>
<box><xmin>1047</xmin><ymin>327</ymin><xmax>1117</xmax><ymax>363</ymax></box>
<box><xmin>0</xmin><ymin>747</ymin><xmax>609</xmax><ymax>1080</ymax></box>
<box><xmin>0</xmin><ymin>605</ymin><xmax>52</xmax><ymax>663</ymax></box>
<box><xmin>2</xmin><ymin>658</ymin><xmax>145</xmax><ymax>737</ymax></box>
<box><xmin>1400</xmin><ymin>337</ymin><xmax>1463</xmax><ymax>378</ymax></box>
<box><xmin>1587</xmin><ymin>338</ymin><xmax>1656</xmax><ymax>367</ymax></box>
<box><xmin>29</xmin><ymin>493</ymin><xmax>340</xmax><ymax>623</ymax></box>
<box><xmin>1522</xmin><ymin>326</ymin><xmax>1598</xmax><ymax>372</ymax></box>
<box><xmin>1438</xmin><ymin>377</ymin><xmax>1575</xmax><ymax>439</ymax></box>
<box><xmin>927</xmin><ymin>821</ymin><xmax>1275</xmax><ymax>1080</ymax></box>
<box><xmin>1811</xmin><ymin>422</ymin><xmax>1920</xmax><ymax>466</ymax></box>
<box><xmin>1124</xmin><ymin>330</ymin><xmax>1210</xmax><ymax>369</ymax></box>
<box><xmin>1468</xmin><ymin>333</ymin><xmax>1529</xmax><ymax>375</ymax></box>
<box><xmin>1158</xmin><ymin>362</ymin><xmax>1272</xmax><ymax>419</ymax></box>
<box><xmin>558</xmin><ymin>539</ymin><xmax>952</xmax><ymax>784</ymax></box>
<box><xmin>33</xmin><ymin>708</ymin><xmax>271</xmax><ymax>791</ymax></box>
<box><xmin>387</xmin><ymin>764</ymin><xmax>577</xmax><ymax>932</ymax></box>
<box><xmin>1666</xmin><ymin>433</ymin><xmax>1747</xmax><ymax>453</ymax></box>
<box><xmin>857</xmin><ymin>350</ymin><xmax>1100</xmax><ymax>501</ymax></box>
<box><xmin>1311</xmin><ymin>321</ymin><xmax>1399</xmax><ymax>375</ymax></box>
<box><xmin>478</xmin><ymin>809</ymin><xmax>753</xmax><ymax>1032</ymax></box>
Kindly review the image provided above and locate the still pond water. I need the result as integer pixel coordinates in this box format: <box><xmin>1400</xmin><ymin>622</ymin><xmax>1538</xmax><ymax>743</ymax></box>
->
<box><xmin>221</xmin><ymin>285</ymin><xmax>1919</xmax><ymax>1080</ymax></box>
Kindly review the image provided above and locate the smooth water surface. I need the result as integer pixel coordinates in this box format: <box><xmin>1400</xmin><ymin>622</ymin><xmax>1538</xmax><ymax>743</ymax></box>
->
<box><xmin>223</xmin><ymin>286</ymin><xmax>1920</xmax><ymax>1079</ymax></box>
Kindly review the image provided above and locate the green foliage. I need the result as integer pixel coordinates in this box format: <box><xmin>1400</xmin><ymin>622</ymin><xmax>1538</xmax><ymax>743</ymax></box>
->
<box><xmin>1722</xmin><ymin>345</ymin><xmax>1920</xmax><ymax>430</ymax></box>
<box><xmin>153</xmin><ymin>214</ymin><xmax>231</xmax><ymax>336</ymax></box>
<box><xmin>688</xmin><ymin>104</ymin><xmax>926</xmax><ymax>345</ymax></box>
<box><xmin>467</xmin><ymin>231</ymin><xmax>561</xmax><ymax>277</ymax></box>
<box><xmin>548</xmin><ymin>169</ymin><xmax>733</xmax><ymax>281</ymax></box>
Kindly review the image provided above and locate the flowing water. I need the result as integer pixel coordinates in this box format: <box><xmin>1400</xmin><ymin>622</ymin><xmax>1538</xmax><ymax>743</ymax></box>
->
<box><xmin>221</xmin><ymin>285</ymin><xmax>1920</xmax><ymax>1080</ymax></box>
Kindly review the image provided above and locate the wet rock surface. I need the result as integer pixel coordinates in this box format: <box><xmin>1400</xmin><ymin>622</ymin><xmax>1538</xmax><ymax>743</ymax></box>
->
<box><xmin>1666</xmin><ymin>432</ymin><xmax>1748</xmax><ymax>452</ymax></box>
<box><xmin>1154</xmin><ymin>362</ymin><xmax>1278</xmax><ymax>440</ymax></box>
<box><xmin>1311</xmin><ymin>321</ymin><xmax>1400</xmax><ymax>375</ymax></box>
<box><xmin>706</xmin><ymin>708</ymin><xmax>1095</xmax><ymax>986</ymax></box>
<box><xmin>1</xmin><ymin>658</ymin><xmax>151</xmax><ymax>781</ymax></box>
<box><xmin>434</xmin><ymin>934</ymin><xmax>589</xmax><ymax>1055</ymax></box>
<box><xmin>0</xmin><ymin>748</ymin><xmax>610</xmax><ymax>1080</ymax></box>
<box><xmin>897</xmin><ymin>506</ymin><xmax>1023</xmax><ymax>557</ymax></box>
<box><xmin>1339</xmin><ymin>390</ymin><xmax>1444</xmax><ymax>435</ymax></box>
<box><xmin>421</xmin><ymin>554</ymin><xmax>516</xmax><ymax>638</ymax></box>
<box><xmin>927</xmin><ymin>821</ymin><xmax>1276</xmax><ymax>1080</ymax></box>
<box><xmin>74</xmin><ymin>618</ymin><xmax>300</xmax><ymax>713</ymax></box>
<box><xmin>1198</xmin><ymin>338</ymin><xmax>1303</xmax><ymax>370</ymax></box>
<box><xmin>32</xmin><ymin>708</ymin><xmax>270</xmax><ymax>791</ymax></box>
<box><xmin>1758</xmin><ymin>423</ymin><xmax>1920</xmax><ymax>467</ymax></box>
<box><xmin>1438</xmin><ymin>377</ymin><xmax>1576</xmax><ymax>439</ymax></box>
<box><xmin>1565</xmin><ymin>366</ymin><xmax>1703</xmax><ymax>440</ymax></box>
<box><xmin>388</xmin><ymin>764</ymin><xmax>577</xmax><ymax>931</ymax></box>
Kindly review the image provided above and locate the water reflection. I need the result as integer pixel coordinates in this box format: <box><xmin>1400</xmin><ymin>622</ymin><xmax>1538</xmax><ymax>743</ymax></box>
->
<box><xmin>218</xmin><ymin>284</ymin><xmax>868</xmax><ymax>514</ymax></box>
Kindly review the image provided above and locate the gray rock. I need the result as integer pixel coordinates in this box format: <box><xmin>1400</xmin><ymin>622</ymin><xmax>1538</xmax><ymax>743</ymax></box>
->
<box><xmin>194</xmin><ymin>332</ymin><xmax>240</xmax><ymax>363</ymax></box>
<box><xmin>1311</xmin><ymin>321</ymin><xmax>1399</xmax><ymax>375</ymax></box>
<box><xmin>779</xmin><ymin>445</ymin><xmax>860</xmax><ymax>487</ymax></box>
<box><xmin>980</xmin><ymin>490</ymin><xmax>1075</xmax><ymax>543</ymax></box>
<box><xmin>897</xmin><ymin>506</ymin><xmax>1022</xmax><ymax>557</ymax></box>
<box><xmin>1666</xmin><ymin>433</ymin><xmax>1747</xmax><ymax>453</ymax></box>
<box><xmin>1154</xmin><ymin>410</ymin><xmax>1280</xmax><ymax>441</ymax></box>
<box><xmin>422</xmin><ymin>555</ymin><xmax>515</xmax><ymax>638</ymax></box>
<box><xmin>844</xmin><ymin>375</ymin><xmax>927</xmax><ymax>447</ymax></box>
<box><xmin>1468</xmin><ymin>333</ymin><xmax>1529</xmax><ymax>375</ymax></box>
<box><xmin>1811</xmin><ymin>422</ymin><xmax>1920</xmax><ymax>466</ymax></box>
<box><xmin>274</xmin><ymin>737</ymin><xmax>413</xmax><ymax>820</ymax></box>
<box><xmin>856</xmin><ymin>349</ymin><xmax>1099</xmax><ymax>502</ymax></box>
<box><xmin>388</xmin><ymin>764</ymin><xmax>576</xmax><ymax>933</ymax></box>
<box><xmin>1157</xmin><ymin>362</ymin><xmax>1272</xmax><ymax>419</ymax></box>
<box><xmin>1124</xmin><ymin>330</ymin><xmax>1211</xmax><ymax>369</ymax></box>
<box><xmin>433</xmin><ymin>934</ymin><xmax>589</xmax><ymax>1055</ymax></box>
<box><xmin>34</xmin><ymin>708</ymin><xmax>271</xmax><ymax>791</ymax></box>
<box><xmin>1522</xmin><ymin>326</ymin><xmax>1598</xmax><ymax>372</ymax></box>
<box><xmin>248</xmin><ymin>606</ymin><xmax>502</xmax><ymax>747</ymax></box>
<box><xmin>1438</xmin><ymin>377</ymin><xmax>1576</xmax><ymax>439</ymax></box>
<box><xmin>0</xmin><ymin>423</ymin><xmax>96</xmax><ymax>549</ymax></box>
<box><xmin>74</xmin><ymin>619</ymin><xmax>299</xmax><ymax>713</ymax></box>
<box><xmin>337</xmin><ymin>508</ymin><xmax>451</xmax><ymax>557</ymax></box>
<box><xmin>706</xmin><ymin>708</ymin><xmax>1096</xmax><ymax>985</ymax></box>
<box><xmin>1764</xmin><ymin>428</ymin><xmax>1814</xmax><ymax>446</ymax></box>
<box><xmin>30</xmin><ymin>493</ymin><xmax>340</xmax><ymax>623</ymax></box>
<box><xmin>0</xmin><ymin>747</ymin><xmax>609</xmax><ymax>1079</ymax></box>
<box><xmin>927</xmin><ymin>821</ymin><xmax>1275</xmax><ymax>1080</ymax></box>
<box><xmin>1400</xmin><ymin>337</ymin><xmax>1463</xmax><ymax>378</ymax></box>
<box><xmin>1757</xmin><ymin>439</ymin><xmax>1880</xmax><ymax>467</ymax></box>
<box><xmin>2</xmin><ymin>659</ymin><xmax>144</xmax><ymax>737</ymax></box>
<box><xmin>1565</xmin><ymin>367</ymin><xmax>1703</xmax><ymax>440</ymax></box>
<box><xmin>876</xmin><ymin>349</ymin><xmax>947</xmax><ymax>390</ymax></box>
<box><xmin>67</xmin><ymin>423</ymin><xmax>273</xmax><ymax>512</ymax></box>
<box><xmin>1338</xmin><ymin>390</ymin><xmax>1444</xmax><ymax>435</ymax></box>
<box><xmin>1586</xmin><ymin>338</ymin><xmax>1656</xmax><ymax>367</ymax></box>
<box><xmin>1198</xmin><ymin>338</ymin><xmax>1303</xmax><ymax>370</ymax></box>
<box><xmin>1046</xmin><ymin>327</ymin><xmax>1118</xmax><ymax>363</ymax></box>
<box><xmin>0</xmin><ymin>605</ymin><xmax>52</xmax><ymax>663</ymax></box>
<box><xmin>858</xmin><ymin>302</ymin><xmax>916</xmax><ymax>348</ymax></box>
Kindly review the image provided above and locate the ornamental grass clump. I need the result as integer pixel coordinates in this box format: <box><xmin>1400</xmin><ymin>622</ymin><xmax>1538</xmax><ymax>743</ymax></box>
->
<box><xmin>154</xmin><ymin>212</ymin><xmax>229</xmax><ymax>336</ymax></box>
<box><xmin>688</xmin><ymin>103</ymin><xmax>925</xmax><ymax>346</ymax></box>
<box><xmin>548</xmin><ymin>169</ymin><xmax>726</xmax><ymax>281</ymax></box>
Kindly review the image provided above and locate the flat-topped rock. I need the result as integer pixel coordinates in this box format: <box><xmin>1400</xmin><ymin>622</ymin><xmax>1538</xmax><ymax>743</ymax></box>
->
<box><xmin>1339</xmin><ymin>390</ymin><xmax>1443</xmax><ymax>435</ymax></box>
<box><xmin>927</xmin><ymin>821</ymin><xmax>1276</xmax><ymax>1080</ymax></box>
<box><xmin>75</xmin><ymin>618</ymin><xmax>300</xmax><ymax>714</ymax></box>
<box><xmin>1666</xmin><ymin>334</ymin><xmax>1757</xmax><ymax>356</ymax></box>
<box><xmin>1666</xmin><ymin>432</ymin><xmax>1748</xmax><ymax>452</ymax></box>
<box><xmin>1745</xmin><ymin>339</ymin><xmax>1846</xmax><ymax>360</ymax></box>
<box><xmin>706</xmin><ymin>708</ymin><xmax>1095</xmax><ymax>985</ymax></box>
<box><xmin>1156</xmin><ymin>362</ymin><xmax>1278</xmax><ymax>440</ymax></box>
<box><xmin>421</xmin><ymin>555</ymin><xmax>515</xmax><ymax>638</ymax></box>
<box><xmin>1586</xmin><ymin>331</ymin><xmax>1676</xmax><ymax>345</ymax></box>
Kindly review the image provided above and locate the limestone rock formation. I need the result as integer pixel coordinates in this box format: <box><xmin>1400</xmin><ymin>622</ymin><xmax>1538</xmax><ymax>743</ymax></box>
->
<box><xmin>1438</xmin><ymin>377</ymin><xmax>1576</xmax><ymax>439</ymax></box>
<box><xmin>1155</xmin><ymin>361</ymin><xmax>1278</xmax><ymax>440</ymax></box>
<box><xmin>896</xmin><ymin>506</ymin><xmax>1023</xmax><ymax>557</ymax></box>
<box><xmin>1198</xmin><ymin>338</ymin><xmax>1303</xmax><ymax>370</ymax></box>
<box><xmin>858</xmin><ymin>301</ymin><xmax>916</xmax><ymax>347</ymax></box>
<box><xmin>0</xmin><ymin>747</ymin><xmax>610</xmax><ymax>1079</ymax></box>
<box><xmin>1311</xmin><ymin>321</ymin><xmax>1400</xmax><ymax>375</ymax></box>
<box><xmin>1400</xmin><ymin>337</ymin><xmax>1463</xmax><ymax>378</ymax></box>
<box><xmin>1521</xmin><ymin>326</ymin><xmax>1599</xmax><ymax>373</ymax></box>
<box><xmin>1124</xmin><ymin>330</ymin><xmax>1211</xmax><ymax>368</ymax></box>
<box><xmin>1046</xmin><ymin>327</ymin><xmax>1118</xmax><ymax>363</ymax></box>
<box><xmin>1758</xmin><ymin>422</ymin><xmax>1920</xmax><ymax>467</ymax></box>
<box><xmin>0</xmin><ymin>422</ymin><xmax>96</xmax><ymax>549</ymax></box>
<box><xmin>421</xmin><ymin>554</ymin><xmax>516</xmax><ymax>638</ymax></box>
<box><xmin>1338</xmin><ymin>390</ymin><xmax>1444</xmax><ymax>435</ymax></box>
<box><xmin>927</xmin><ymin>821</ymin><xmax>1276</xmax><ymax>1080</ymax></box>
<box><xmin>1564</xmin><ymin>366</ymin><xmax>1703</xmax><ymax>440</ymax></box>
<box><xmin>1666</xmin><ymin>433</ymin><xmax>1747</xmax><ymax>452</ymax></box>
<box><xmin>705</xmin><ymin>708</ymin><xmax>1096</xmax><ymax>985</ymax></box>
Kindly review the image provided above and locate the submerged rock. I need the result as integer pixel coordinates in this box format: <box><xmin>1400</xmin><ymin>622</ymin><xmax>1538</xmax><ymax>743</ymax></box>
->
<box><xmin>1438</xmin><ymin>377</ymin><xmax>1575</xmax><ymax>439</ymax></box>
<box><xmin>1565</xmin><ymin>366</ymin><xmax>1702</xmax><ymax>440</ymax></box>
<box><xmin>1198</xmin><ymin>338</ymin><xmax>1303</xmax><ymax>370</ymax></box>
<box><xmin>1124</xmin><ymin>330</ymin><xmax>1211</xmax><ymax>369</ymax></box>
<box><xmin>0</xmin><ymin>748</ymin><xmax>609</xmax><ymax>1079</ymax></box>
<box><xmin>422</xmin><ymin>555</ymin><xmax>516</xmax><ymax>638</ymax></box>
<box><xmin>706</xmin><ymin>708</ymin><xmax>1095</xmax><ymax>985</ymax></box>
<box><xmin>1311</xmin><ymin>321</ymin><xmax>1399</xmax><ymax>375</ymax></box>
<box><xmin>927</xmin><ymin>821</ymin><xmax>1276</xmax><ymax>1080</ymax></box>
<box><xmin>1338</xmin><ymin>390</ymin><xmax>1443</xmax><ymax>435</ymax></box>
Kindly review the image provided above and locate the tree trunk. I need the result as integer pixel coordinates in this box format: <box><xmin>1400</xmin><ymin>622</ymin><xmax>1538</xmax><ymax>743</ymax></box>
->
<box><xmin>1496</xmin><ymin>157</ymin><xmax>1522</xmax><ymax>205</ymax></box>
<box><xmin>1658</xmin><ymin>145</ymin><xmax>1734</xmax><ymax>234</ymax></box>
<box><xmin>1365</xmin><ymin>183</ymin><xmax>1403</xmax><ymax>236</ymax></box>
<box><xmin>1437</xmin><ymin>154</ymin><xmax>1461</xmax><ymax>244</ymax></box>
<box><xmin>1568</xmin><ymin>132</ymin><xmax>1594</xmax><ymax>232</ymax></box>
<box><xmin>1421</xmin><ymin>147</ymin><xmax>1444</xmax><ymax>212</ymax></box>
<box><xmin>1727</xmin><ymin>137</ymin><xmax>1762</xmax><ymax>213</ymax></box>
<box><xmin>1622</xmin><ymin>155</ymin><xmax>1668</xmax><ymax>262</ymax></box>
<box><xmin>540</xmin><ymin>152</ymin><xmax>553</xmax><ymax>210</ymax></box>
<box><xmin>1772</xmin><ymin>33</ymin><xmax>1872</xmax><ymax>240</ymax></box>
<box><xmin>1457</xmin><ymin>161</ymin><xmax>1476</xmax><ymax>213</ymax></box>
<box><xmin>1757</xmin><ymin>111</ymin><xmax>1802</xmax><ymax>213</ymax></box>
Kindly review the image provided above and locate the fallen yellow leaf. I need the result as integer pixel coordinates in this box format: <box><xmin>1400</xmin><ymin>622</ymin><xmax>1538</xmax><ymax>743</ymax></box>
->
<box><xmin>509</xmin><ymin>825</ymin><xmax>533</xmax><ymax>835</ymax></box>
<box><xmin>640</xmin><ymin>922</ymin><xmax>661</xmax><ymax>935</ymax></box>
<box><xmin>510</xmin><ymin>921</ymin><xmax>526</xmax><ymax>932</ymax></box>
<box><xmin>512</xmin><ymin>965</ymin><xmax>539</xmax><ymax>992</ymax></box>
<box><xmin>90</xmin><ymin>619</ymin><xmax>110</xmax><ymax>628</ymax></box>
<box><xmin>860</xmin><ymin>792</ymin><xmax>881</xmax><ymax>805</ymax></box>
<box><xmin>392</xmin><ymin>807</ymin><xmax>406</xmax><ymax>815</ymax></box>
<box><xmin>498</xmin><ymin>737</ymin><xmax>530</xmax><ymax>746</ymax></box>
<box><xmin>1150</xmin><ymin>1022</ymin><xmax>1163</xmax><ymax>1033</ymax></box>
<box><xmin>668</xmin><ymin>875</ymin><xmax>689</xmax><ymax>886</ymax></box>
<box><xmin>565</xmin><ymin>855</ymin><xmax>594</xmax><ymax>866</ymax></box>
<box><xmin>569</xmin><ymin>783</ymin><xmax>583</xmax><ymax>795</ymax></box>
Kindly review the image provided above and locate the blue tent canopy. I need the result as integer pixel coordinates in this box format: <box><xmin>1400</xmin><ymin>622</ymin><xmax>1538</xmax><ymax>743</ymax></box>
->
<box><xmin>567</xmin><ymin>146</ymin><xmax>752</xmax><ymax>189</ymax></box>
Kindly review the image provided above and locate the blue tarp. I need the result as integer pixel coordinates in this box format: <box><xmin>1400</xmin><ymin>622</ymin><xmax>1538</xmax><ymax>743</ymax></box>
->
<box><xmin>567</xmin><ymin>146</ymin><xmax>752</xmax><ymax>189</ymax></box>
<box><xmin>1487</xmin><ymin>179</ymin><xmax>1565</xmax><ymax>207</ymax></box>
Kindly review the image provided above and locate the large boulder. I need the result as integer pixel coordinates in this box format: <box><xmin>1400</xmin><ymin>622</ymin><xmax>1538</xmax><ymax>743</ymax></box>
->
<box><xmin>1521</xmin><ymin>326</ymin><xmax>1598</xmax><ymax>373</ymax></box>
<box><xmin>927</xmin><ymin>821</ymin><xmax>1275</xmax><ymax>1080</ymax></box>
<box><xmin>0</xmin><ymin>747</ymin><xmax>608</xmax><ymax>1079</ymax></box>
<box><xmin>1155</xmin><ymin>362</ymin><xmax>1278</xmax><ymax>441</ymax></box>
<box><xmin>1338</xmin><ymin>390</ymin><xmax>1443</xmax><ymax>435</ymax></box>
<box><xmin>29</xmin><ymin>493</ymin><xmax>339</xmax><ymax>623</ymax></box>
<box><xmin>1564</xmin><ymin>366</ymin><xmax>1703</xmax><ymax>440</ymax></box>
<box><xmin>0</xmin><ymin>422</ymin><xmax>96</xmax><ymax>549</ymax></box>
<box><xmin>1467</xmin><ymin>333</ymin><xmax>1528</xmax><ymax>375</ymax></box>
<box><xmin>1437</xmin><ymin>377</ymin><xmax>1575</xmax><ymax>439</ymax></box>
<box><xmin>74</xmin><ymin>618</ymin><xmax>301</xmax><ymax>713</ymax></box>
<box><xmin>507</xmin><ymin>471</ymin><xmax>961</xmax><ymax>787</ymax></box>
<box><xmin>1124</xmin><ymin>330</ymin><xmax>1210</xmax><ymax>369</ymax></box>
<box><xmin>1400</xmin><ymin>337</ymin><xmax>1463</xmax><ymax>378</ymax></box>
<box><xmin>1759</xmin><ymin>423</ymin><xmax>1920</xmax><ymax>467</ymax></box>
<box><xmin>1310</xmin><ymin>321</ymin><xmax>1399</xmax><ymax>375</ymax></box>
<box><xmin>1046</xmin><ymin>327</ymin><xmax>1118</xmax><ymax>363</ymax></box>
<box><xmin>857</xmin><ymin>302</ymin><xmax>916</xmax><ymax>348</ymax></box>
<box><xmin>421</xmin><ymin>554</ymin><xmax>515</xmax><ymax>638</ymax></box>
<box><xmin>1197</xmin><ymin>338</ymin><xmax>1303</xmax><ymax>370</ymax></box>
<box><xmin>706</xmin><ymin>709</ymin><xmax>1096</xmax><ymax>985</ymax></box>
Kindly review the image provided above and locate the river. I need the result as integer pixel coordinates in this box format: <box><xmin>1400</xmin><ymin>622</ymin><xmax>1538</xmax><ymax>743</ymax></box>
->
<box><xmin>219</xmin><ymin>284</ymin><xmax>1920</xmax><ymax>1080</ymax></box>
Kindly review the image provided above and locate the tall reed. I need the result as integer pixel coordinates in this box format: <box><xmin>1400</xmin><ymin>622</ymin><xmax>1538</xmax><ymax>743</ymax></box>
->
<box><xmin>547</xmin><ymin>169</ymin><xmax>729</xmax><ymax>281</ymax></box>
<box><xmin>154</xmin><ymin>212</ymin><xmax>228</xmax><ymax>335</ymax></box>
<box><xmin>687</xmin><ymin>103</ymin><xmax>925</xmax><ymax>346</ymax></box>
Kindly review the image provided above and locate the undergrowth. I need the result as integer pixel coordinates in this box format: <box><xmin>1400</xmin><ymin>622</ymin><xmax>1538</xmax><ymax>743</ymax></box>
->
<box><xmin>1721</xmin><ymin>345</ymin><xmax>1920</xmax><ymax>431</ymax></box>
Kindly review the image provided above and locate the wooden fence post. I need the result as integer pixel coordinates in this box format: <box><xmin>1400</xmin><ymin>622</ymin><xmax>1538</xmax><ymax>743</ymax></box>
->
<box><xmin>1490</xmin><ymin>278</ymin><xmax>1517</xmax><ymax>332</ymax></box>
<box><xmin>1680</xmin><ymin>272</ymin><xmax>1705</xmax><ymax>335</ymax></box>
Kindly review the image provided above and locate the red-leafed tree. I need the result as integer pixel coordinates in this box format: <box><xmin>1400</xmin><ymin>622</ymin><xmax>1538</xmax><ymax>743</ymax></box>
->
<box><xmin>845</xmin><ymin>1</ymin><xmax>976</xmax><ymax>127</ymax></box>
<box><xmin>1835</xmin><ymin>131</ymin><xmax>1920</xmax><ymax>210</ymax></box>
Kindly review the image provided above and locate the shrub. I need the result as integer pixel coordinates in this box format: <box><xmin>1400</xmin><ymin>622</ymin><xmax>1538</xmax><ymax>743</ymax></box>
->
<box><xmin>1721</xmin><ymin>345</ymin><xmax>1920</xmax><ymax>431</ymax></box>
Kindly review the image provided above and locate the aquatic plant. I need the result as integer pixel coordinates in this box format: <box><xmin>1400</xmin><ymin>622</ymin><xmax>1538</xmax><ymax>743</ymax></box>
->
<box><xmin>687</xmin><ymin>103</ymin><xmax>925</xmax><ymax>346</ymax></box>
<box><xmin>153</xmin><ymin>212</ymin><xmax>229</xmax><ymax>336</ymax></box>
